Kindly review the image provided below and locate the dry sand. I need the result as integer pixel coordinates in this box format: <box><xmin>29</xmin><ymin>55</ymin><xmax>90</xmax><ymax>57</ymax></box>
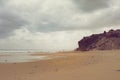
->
<box><xmin>0</xmin><ymin>50</ymin><xmax>120</xmax><ymax>80</ymax></box>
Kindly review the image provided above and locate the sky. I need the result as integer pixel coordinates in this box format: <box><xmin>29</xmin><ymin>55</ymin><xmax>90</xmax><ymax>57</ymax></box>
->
<box><xmin>0</xmin><ymin>0</ymin><xmax>120</xmax><ymax>52</ymax></box>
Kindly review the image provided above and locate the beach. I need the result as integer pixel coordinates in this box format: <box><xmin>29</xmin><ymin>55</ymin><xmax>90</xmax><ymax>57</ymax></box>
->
<box><xmin>0</xmin><ymin>50</ymin><xmax>120</xmax><ymax>80</ymax></box>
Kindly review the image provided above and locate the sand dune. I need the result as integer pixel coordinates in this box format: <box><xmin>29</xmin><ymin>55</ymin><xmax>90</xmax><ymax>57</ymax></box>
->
<box><xmin>0</xmin><ymin>50</ymin><xmax>120</xmax><ymax>80</ymax></box>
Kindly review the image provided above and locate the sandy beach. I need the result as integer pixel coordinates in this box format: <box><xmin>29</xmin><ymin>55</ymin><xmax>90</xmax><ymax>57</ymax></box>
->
<box><xmin>0</xmin><ymin>50</ymin><xmax>120</xmax><ymax>80</ymax></box>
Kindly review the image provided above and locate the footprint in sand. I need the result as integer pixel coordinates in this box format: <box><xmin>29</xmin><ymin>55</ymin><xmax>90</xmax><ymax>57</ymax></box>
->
<box><xmin>116</xmin><ymin>69</ymin><xmax>120</xmax><ymax>72</ymax></box>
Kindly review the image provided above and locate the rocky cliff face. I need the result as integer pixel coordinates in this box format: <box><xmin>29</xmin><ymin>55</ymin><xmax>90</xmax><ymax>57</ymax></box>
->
<box><xmin>77</xmin><ymin>29</ymin><xmax>120</xmax><ymax>51</ymax></box>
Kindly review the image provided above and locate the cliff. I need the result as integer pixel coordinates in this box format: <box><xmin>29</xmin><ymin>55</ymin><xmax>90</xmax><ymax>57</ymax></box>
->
<box><xmin>77</xmin><ymin>29</ymin><xmax>120</xmax><ymax>51</ymax></box>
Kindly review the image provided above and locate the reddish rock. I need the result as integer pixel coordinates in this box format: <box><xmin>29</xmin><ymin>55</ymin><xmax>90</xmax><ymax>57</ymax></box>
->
<box><xmin>77</xmin><ymin>29</ymin><xmax>120</xmax><ymax>51</ymax></box>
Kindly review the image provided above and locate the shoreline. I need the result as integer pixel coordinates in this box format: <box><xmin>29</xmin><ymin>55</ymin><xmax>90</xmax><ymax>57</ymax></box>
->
<box><xmin>0</xmin><ymin>50</ymin><xmax>120</xmax><ymax>80</ymax></box>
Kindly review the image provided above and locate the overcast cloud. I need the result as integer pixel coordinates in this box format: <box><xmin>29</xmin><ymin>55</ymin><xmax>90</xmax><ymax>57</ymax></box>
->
<box><xmin>0</xmin><ymin>0</ymin><xmax>120</xmax><ymax>52</ymax></box>
<box><xmin>73</xmin><ymin>0</ymin><xmax>110</xmax><ymax>12</ymax></box>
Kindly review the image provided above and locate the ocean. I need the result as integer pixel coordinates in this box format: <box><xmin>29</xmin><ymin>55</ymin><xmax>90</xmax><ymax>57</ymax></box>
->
<box><xmin>0</xmin><ymin>50</ymin><xmax>50</xmax><ymax>63</ymax></box>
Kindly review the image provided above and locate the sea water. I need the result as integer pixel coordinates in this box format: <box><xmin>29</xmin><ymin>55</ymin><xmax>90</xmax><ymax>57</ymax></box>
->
<box><xmin>0</xmin><ymin>50</ymin><xmax>49</xmax><ymax>63</ymax></box>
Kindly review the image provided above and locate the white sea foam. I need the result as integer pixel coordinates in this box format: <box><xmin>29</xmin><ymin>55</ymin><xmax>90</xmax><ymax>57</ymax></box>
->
<box><xmin>0</xmin><ymin>54</ymin><xmax>49</xmax><ymax>63</ymax></box>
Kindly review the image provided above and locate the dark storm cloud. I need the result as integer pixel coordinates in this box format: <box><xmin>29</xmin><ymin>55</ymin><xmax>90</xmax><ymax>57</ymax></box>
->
<box><xmin>0</xmin><ymin>8</ymin><xmax>26</xmax><ymax>38</ymax></box>
<box><xmin>25</xmin><ymin>0</ymin><xmax>112</xmax><ymax>33</ymax></box>
<box><xmin>83</xmin><ymin>8</ymin><xmax>120</xmax><ymax>30</ymax></box>
<box><xmin>0</xmin><ymin>0</ymin><xmax>5</xmax><ymax>4</ymax></box>
<box><xmin>0</xmin><ymin>0</ymin><xmax>9</xmax><ymax>5</ymax></box>
<box><xmin>73</xmin><ymin>0</ymin><xmax>110</xmax><ymax>12</ymax></box>
<box><xmin>0</xmin><ymin>0</ymin><xmax>119</xmax><ymax>38</ymax></box>
<box><xmin>0</xmin><ymin>0</ymin><xmax>27</xmax><ymax>38</ymax></box>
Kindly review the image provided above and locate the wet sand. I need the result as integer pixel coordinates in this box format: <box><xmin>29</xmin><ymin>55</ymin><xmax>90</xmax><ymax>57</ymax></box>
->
<box><xmin>0</xmin><ymin>50</ymin><xmax>120</xmax><ymax>80</ymax></box>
